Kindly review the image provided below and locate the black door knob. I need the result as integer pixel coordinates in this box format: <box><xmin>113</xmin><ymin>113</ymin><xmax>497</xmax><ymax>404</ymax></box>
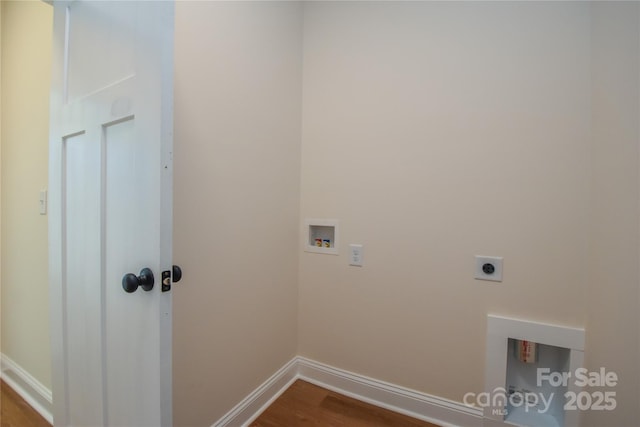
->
<box><xmin>122</xmin><ymin>268</ymin><xmax>155</xmax><ymax>293</ymax></box>
<box><xmin>173</xmin><ymin>265</ymin><xmax>182</xmax><ymax>283</ymax></box>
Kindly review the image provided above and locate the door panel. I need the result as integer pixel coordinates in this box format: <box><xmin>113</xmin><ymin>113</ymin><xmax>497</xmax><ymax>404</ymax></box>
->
<box><xmin>63</xmin><ymin>131</ymin><xmax>103</xmax><ymax>426</ymax></box>
<box><xmin>49</xmin><ymin>2</ymin><xmax>174</xmax><ymax>426</ymax></box>
<box><xmin>104</xmin><ymin>115</ymin><xmax>161</xmax><ymax>427</ymax></box>
<box><xmin>66</xmin><ymin>1</ymin><xmax>136</xmax><ymax>102</ymax></box>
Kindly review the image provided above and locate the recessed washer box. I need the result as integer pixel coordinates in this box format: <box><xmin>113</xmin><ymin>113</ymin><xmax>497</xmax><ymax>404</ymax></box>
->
<box><xmin>304</xmin><ymin>219</ymin><xmax>339</xmax><ymax>255</ymax></box>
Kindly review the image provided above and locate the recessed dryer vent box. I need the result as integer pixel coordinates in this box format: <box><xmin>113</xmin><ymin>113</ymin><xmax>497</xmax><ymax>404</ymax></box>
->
<box><xmin>485</xmin><ymin>315</ymin><xmax>585</xmax><ymax>427</ymax></box>
<box><xmin>304</xmin><ymin>219</ymin><xmax>339</xmax><ymax>255</ymax></box>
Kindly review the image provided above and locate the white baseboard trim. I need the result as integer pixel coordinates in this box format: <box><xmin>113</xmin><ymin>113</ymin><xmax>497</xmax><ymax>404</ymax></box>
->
<box><xmin>297</xmin><ymin>357</ymin><xmax>482</xmax><ymax>427</ymax></box>
<box><xmin>212</xmin><ymin>357</ymin><xmax>299</xmax><ymax>427</ymax></box>
<box><xmin>0</xmin><ymin>353</ymin><xmax>53</xmax><ymax>425</ymax></box>
<box><xmin>213</xmin><ymin>356</ymin><xmax>483</xmax><ymax>427</ymax></box>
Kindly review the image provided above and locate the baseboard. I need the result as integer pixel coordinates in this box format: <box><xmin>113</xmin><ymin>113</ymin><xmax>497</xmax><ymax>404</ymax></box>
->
<box><xmin>0</xmin><ymin>353</ymin><xmax>53</xmax><ymax>425</ymax></box>
<box><xmin>1</xmin><ymin>353</ymin><xmax>483</xmax><ymax>427</ymax></box>
<box><xmin>297</xmin><ymin>357</ymin><xmax>483</xmax><ymax>427</ymax></box>
<box><xmin>213</xmin><ymin>356</ymin><xmax>483</xmax><ymax>427</ymax></box>
<box><xmin>212</xmin><ymin>357</ymin><xmax>299</xmax><ymax>427</ymax></box>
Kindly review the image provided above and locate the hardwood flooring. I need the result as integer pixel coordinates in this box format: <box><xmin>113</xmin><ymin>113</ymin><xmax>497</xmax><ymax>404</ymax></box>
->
<box><xmin>0</xmin><ymin>378</ymin><xmax>440</xmax><ymax>427</ymax></box>
<box><xmin>0</xmin><ymin>380</ymin><xmax>50</xmax><ymax>427</ymax></box>
<box><xmin>250</xmin><ymin>380</ymin><xmax>440</xmax><ymax>427</ymax></box>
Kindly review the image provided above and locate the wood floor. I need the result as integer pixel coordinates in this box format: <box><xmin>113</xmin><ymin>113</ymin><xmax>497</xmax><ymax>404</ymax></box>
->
<box><xmin>0</xmin><ymin>380</ymin><xmax>51</xmax><ymax>427</ymax></box>
<box><xmin>0</xmin><ymin>378</ymin><xmax>440</xmax><ymax>427</ymax></box>
<box><xmin>251</xmin><ymin>380</ymin><xmax>440</xmax><ymax>427</ymax></box>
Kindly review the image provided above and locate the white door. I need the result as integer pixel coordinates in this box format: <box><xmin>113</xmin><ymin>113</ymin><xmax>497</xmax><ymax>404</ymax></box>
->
<box><xmin>48</xmin><ymin>1</ymin><xmax>174</xmax><ymax>426</ymax></box>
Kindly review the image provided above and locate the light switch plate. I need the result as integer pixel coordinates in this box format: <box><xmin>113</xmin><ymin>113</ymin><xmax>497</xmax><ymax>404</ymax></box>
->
<box><xmin>39</xmin><ymin>189</ymin><xmax>47</xmax><ymax>215</ymax></box>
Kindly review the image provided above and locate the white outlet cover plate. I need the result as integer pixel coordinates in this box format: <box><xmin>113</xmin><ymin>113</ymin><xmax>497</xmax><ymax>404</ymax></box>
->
<box><xmin>475</xmin><ymin>256</ymin><xmax>503</xmax><ymax>282</ymax></box>
<box><xmin>349</xmin><ymin>244</ymin><xmax>363</xmax><ymax>267</ymax></box>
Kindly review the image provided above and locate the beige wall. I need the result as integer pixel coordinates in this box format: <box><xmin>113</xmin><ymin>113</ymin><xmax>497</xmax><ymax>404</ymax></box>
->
<box><xmin>172</xmin><ymin>2</ymin><xmax>302</xmax><ymax>425</ymax></box>
<box><xmin>585</xmin><ymin>2</ymin><xmax>640</xmax><ymax>425</ymax></box>
<box><xmin>2</xmin><ymin>2</ymin><xmax>638</xmax><ymax>426</ymax></box>
<box><xmin>173</xmin><ymin>3</ymin><xmax>640</xmax><ymax>425</ymax></box>
<box><xmin>298</xmin><ymin>1</ymin><xmax>592</xmax><ymax>403</ymax></box>
<box><xmin>0</xmin><ymin>0</ymin><xmax>52</xmax><ymax>390</ymax></box>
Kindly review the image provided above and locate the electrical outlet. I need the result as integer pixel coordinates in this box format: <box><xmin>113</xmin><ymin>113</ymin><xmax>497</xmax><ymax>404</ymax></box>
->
<box><xmin>349</xmin><ymin>244</ymin><xmax>363</xmax><ymax>267</ymax></box>
<box><xmin>475</xmin><ymin>256</ymin><xmax>503</xmax><ymax>282</ymax></box>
